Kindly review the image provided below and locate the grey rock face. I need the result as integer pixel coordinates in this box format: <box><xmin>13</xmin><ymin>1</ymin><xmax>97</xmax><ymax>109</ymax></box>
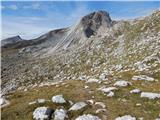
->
<box><xmin>80</xmin><ymin>10</ymin><xmax>112</xmax><ymax>38</ymax></box>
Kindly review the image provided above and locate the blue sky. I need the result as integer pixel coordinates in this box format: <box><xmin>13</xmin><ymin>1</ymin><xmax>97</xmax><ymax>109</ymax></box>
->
<box><xmin>1</xmin><ymin>1</ymin><xmax>160</xmax><ymax>39</ymax></box>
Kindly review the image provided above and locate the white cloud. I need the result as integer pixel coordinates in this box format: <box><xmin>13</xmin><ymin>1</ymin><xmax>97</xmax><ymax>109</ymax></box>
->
<box><xmin>23</xmin><ymin>3</ymin><xmax>40</xmax><ymax>10</ymax></box>
<box><xmin>0</xmin><ymin>5</ymin><xmax>5</xmax><ymax>9</ymax></box>
<box><xmin>32</xmin><ymin>3</ymin><xmax>40</xmax><ymax>9</ymax></box>
<box><xmin>23</xmin><ymin>5</ymin><xmax>30</xmax><ymax>9</ymax></box>
<box><xmin>2</xmin><ymin>16</ymin><xmax>53</xmax><ymax>40</ymax></box>
<box><xmin>1</xmin><ymin>3</ymin><xmax>89</xmax><ymax>40</ymax></box>
<box><xmin>8</xmin><ymin>5</ymin><xmax>18</xmax><ymax>10</ymax></box>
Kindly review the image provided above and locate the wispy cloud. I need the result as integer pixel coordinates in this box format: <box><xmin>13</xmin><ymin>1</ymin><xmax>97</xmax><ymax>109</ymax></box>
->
<box><xmin>2</xmin><ymin>16</ymin><xmax>53</xmax><ymax>39</ymax></box>
<box><xmin>2</xmin><ymin>2</ymin><xmax>90</xmax><ymax>39</ymax></box>
<box><xmin>8</xmin><ymin>4</ymin><xmax>18</xmax><ymax>10</ymax></box>
<box><xmin>32</xmin><ymin>3</ymin><xmax>40</xmax><ymax>9</ymax></box>
<box><xmin>1</xmin><ymin>1</ymin><xmax>159</xmax><ymax>40</ymax></box>
<box><xmin>23</xmin><ymin>3</ymin><xmax>41</xmax><ymax>10</ymax></box>
<box><xmin>0</xmin><ymin>5</ymin><xmax>5</xmax><ymax>9</ymax></box>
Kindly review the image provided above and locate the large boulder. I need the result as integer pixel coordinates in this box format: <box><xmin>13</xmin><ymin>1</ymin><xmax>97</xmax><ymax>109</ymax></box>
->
<box><xmin>52</xmin><ymin>95</ymin><xmax>66</xmax><ymax>104</ymax></box>
<box><xmin>75</xmin><ymin>114</ymin><xmax>101</xmax><ymax>120</ymax></box>
<box><xmin>54</xmin><ymin>108</ymin><xmax>68</xmax><ymax>120</ymax></box>
<box><xmin>132</xmin><ymin>75</ymin><xmax>154</xmax><ymax>81</ymax></box>
<box><xmin>130</xmin><ymin>89</ymin><xmax>141</xmax><ymax>94</ymax></box>
<box><xmin>33</xmin><ymin>107</ymin><xmax>54</xmax><ymax>120</ymax></box>
<box><xmin>100</xmin><ymin>87</ymin><xmax>118</xmax><ymax>93</ymax></box>
<box><xmin>140</xmin><ymin>92</ymin><xmax>160</xmax><ymax>99</ymax></box>
<box><xmin>114</xmin><ymin>80</ymin><xmax>131</xmax><ymax>87</ymax></box>
<box><xmin>115</xmin><ymin>115</ymin><xmax>136</xmax><ymax>120</ymax></box>
<box><xmin>69</xmin><ymin>102</ymin><xmax>87</xmax><ymax>111</ymax></box>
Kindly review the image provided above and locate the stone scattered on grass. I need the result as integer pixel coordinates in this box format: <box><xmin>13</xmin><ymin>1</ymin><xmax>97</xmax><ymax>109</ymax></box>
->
<box><xmin>96</xmin><ymin>109</ymin><xmax>107</xmax><ymax>114</ymax></box>
<box><xmin>69</xmin><ymin>100</ymin><xmax>74</xmax><ymax>105</ymax></box>
<box><xmin>138</xmin><ymin>117</ymin><xmax>143</xmax><ymax>120</ymax></box>
<box><xmin>132</xmin><ymin>75</ymin><xmax>154</xmax><ymax>81</ymax></box>
<box><xmin>114</xmin><ymin>80</ymin><xmax>131</xmax><ymax>87</ymax></box>
<box><xmin>95</xmin><ymin>102</ymin><xmax>106</xmax><ymax>108</ymax></box>
<box><xmin>69</xmin><ymin>102</ymin><xmax>87</xmax><ymax>111</ymax></box>
<box><xmin>37</xmin><ymin>99</ymin><xmax>46</xmax><ymax>104</ymax></box>
<box><xmin>130</xmin><ymin>89</ymin><xmax>141</xmax><ymax>94</ymax></box>
<box><xmin>29</xmin><ymin>99</ymin><xmax>48</xmax><ymax>105</ymax></box>
<box><xmin>86</xmin><ymin>78</ymin><xmax>99</xmax><ymax>83</ymax></box>
<box><xmin>29</xmin><ymin>101</ymin><xmax>37</xmax><ymax>105</ymax></box>
<box><xmin>87</xmin><ymin>99</ymin><xmax>94</xmax><ymax>105</ymax></box>
<box><xmin>54</xmin><ymin>108</ymin><xmax>68</xmax><ymax>120</ymax></box>
<box><xmin>33</xmin><ymin>107</ymin><xmax>54</xmax><ymax>120</ymax></box>
<box><xmin>115</xmin><ymin>115</ymin><xmax>136</xmax><ymax>120</ymax></box>
<box><xmin>99</xmin><ymin>87</ymin><xmax>118</xmax><ymax>93</ymax></box>
<box><xmin>75</xmin><ymin>114</ymin><xmax>101</xmax><ymax>120</ymax></box>
<box><xmin>99</xmin><ymin>73</ymin><xmax>108</xmax><ymax>80</ymax></box>
<box><xmin>0</xmin><ymin>98</ymin><xmax>5</xmax><ymax>105</ymax></box>
<box><xmin>107</xmin><ymin>91</ymin><xmax>115</xmax><ymax>97</ymax></box>
<box><xmin>136</xmin><ymin>103</ymin><xmax>142</xmax><ymax>107</ymax></box>
<box><xmin>52</xmin><ymin>95</ymin><xmax>66</xmax><ymax>104</ymax></box>
<box><xmin>84</xmin><ymin>86</ymin><xmax>89</xmax><ymax>89</ymax></box>
<box><xmin>0</xmin><ymin>98</ymin><xmax>10</xmax><ymax>108</ymax></box>
<box><xmin>140</xmin><ymin>92</ymin><xmax>160</xmax><ymax>99</ymax></box>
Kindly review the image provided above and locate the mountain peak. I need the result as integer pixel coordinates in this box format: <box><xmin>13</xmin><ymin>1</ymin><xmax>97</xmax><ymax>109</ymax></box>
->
<box><xmin>80</xmin><ymin>10</ymin><xmax>112</xmax><ymax>25</ymax></box>
<box><xmin>1</xmin><ymin>35</ymin><xmax>23</xmax><ymax>47</ymax></box>
<box><xmin>79</xmin><ymin>10</ymin><xmax>112</xmax><ymax>38</ymax></box>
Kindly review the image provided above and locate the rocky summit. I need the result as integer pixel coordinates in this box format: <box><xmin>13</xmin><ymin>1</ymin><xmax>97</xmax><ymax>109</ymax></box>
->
<box><xmin>1</xmin><ymin>10</ymin><xmax>160</xmax><ymax>120</ymax></box>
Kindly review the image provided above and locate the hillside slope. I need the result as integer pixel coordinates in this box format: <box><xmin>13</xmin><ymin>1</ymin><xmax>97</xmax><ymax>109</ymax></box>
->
<box><xmin>1</xmin><ymin>10</ymin><xmax>160</xmax><ymax>120</ymax></box>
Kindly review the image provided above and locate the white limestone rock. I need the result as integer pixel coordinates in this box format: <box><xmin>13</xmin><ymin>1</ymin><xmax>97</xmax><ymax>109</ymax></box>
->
<box><xmin>33</xmin><ymin>107</ymin><xmax>53</xmax><ymax>120</ymax></box>
<box><xmin>86</xmin><ymin>78</ymin><xmax>99</xmax><ymax>83</ymax></box>
<box><xmin>84</xmin><ymin>86</ymin><xmax>89</xmax><ymax>89</ymax></box>
<box><xmin>52</xmin><ymin>95</ymin><xmax>66</xmax><ymax>104</ymax></box>
<box><xmin>75</xmin><ymin>114</ymin><xmax>101</xmax><ymax>120</ymax></box>
<box><xmin>69</xmin><ymin>102</ymin><xmax>87</xmax><ymax>111</ymax></box>
<box><xmin>69</xmin><ymin>100</ymin><xmax>74</xmax><ymax>105</ymax></box>
<box><xmin>115</xmin><ymin>64</ymin><xmax>123</xmax><ymax>71</ymax></box>
<box><xmin>0</xmin><ymin>98</ymin><xmax>5</xmax><ymax>105</ymax></box>
<box><xmin>100</xmin><ymin>87</ymin><xmax>118</xmax><ymax>93</ymax></box>
<box><xmin>140</xmin><ymin>92</ymin><xmax>160</xmax><ymax>99</ymax></box>
<box><xmin>95</xmin><ymin>102</ymin><xmax>106</xmax><ymax>108</ymax></box>
<box><xmin>79</xmin><ymin>75</ymin><xmax>87</xmax><ymax>81</ymax></box>
<box><xmin>87</xmin><ymin>99</ymin><xmax>94</xmax><ymax>105</ymax></box>
<box><xmin>29</xmin><ymin>101</ymin><xmax>37</xmax><ymax>105</ymax></box>
<box><xmin>107</xmin><ymin>91</ymin><xmax>115</xmax><ymax>97</ymax></box>
<box><xmin>99</xmin><ymin>73</ymin><xmax>107</xmax><ymax>80</ymax></box>
<box><xmin>130</xmin><ymin>89</ymin><xmax>141</xmax><ymax>94</ymax></box>
<box><xmin>114</xmin><ymin>80</ymin><xmax>131</xmax><ymax>87</ymax></box>
<box><xmin>115</xmin><ymin>115</ymin><xmax>136</xmax><ymax>120</ymax></box>
<box><xmin>132</xmin><ymin>75</ymin><xmax>154</xmax><ymax>81</ymax></box>
<box><xmin>95</xmin><ymin>109</ymin><xmax>107</xmax><ymax>114</ymax></box>
<box><xmin>37</xmin><ymin>99</ymin><xmax>46</xmax><ymax>104</ymax></box>
<box><xmin>54</xmin><ymin>109</ymin><xmax>68</xmax><ymax>120</ymax></box>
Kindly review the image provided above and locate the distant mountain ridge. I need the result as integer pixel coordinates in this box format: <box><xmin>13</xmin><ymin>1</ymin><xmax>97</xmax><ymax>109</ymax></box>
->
<box><xmin>1</xmin><ymin>11</ymin><xmax>113</xmax><ymax>51</ymax></box>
